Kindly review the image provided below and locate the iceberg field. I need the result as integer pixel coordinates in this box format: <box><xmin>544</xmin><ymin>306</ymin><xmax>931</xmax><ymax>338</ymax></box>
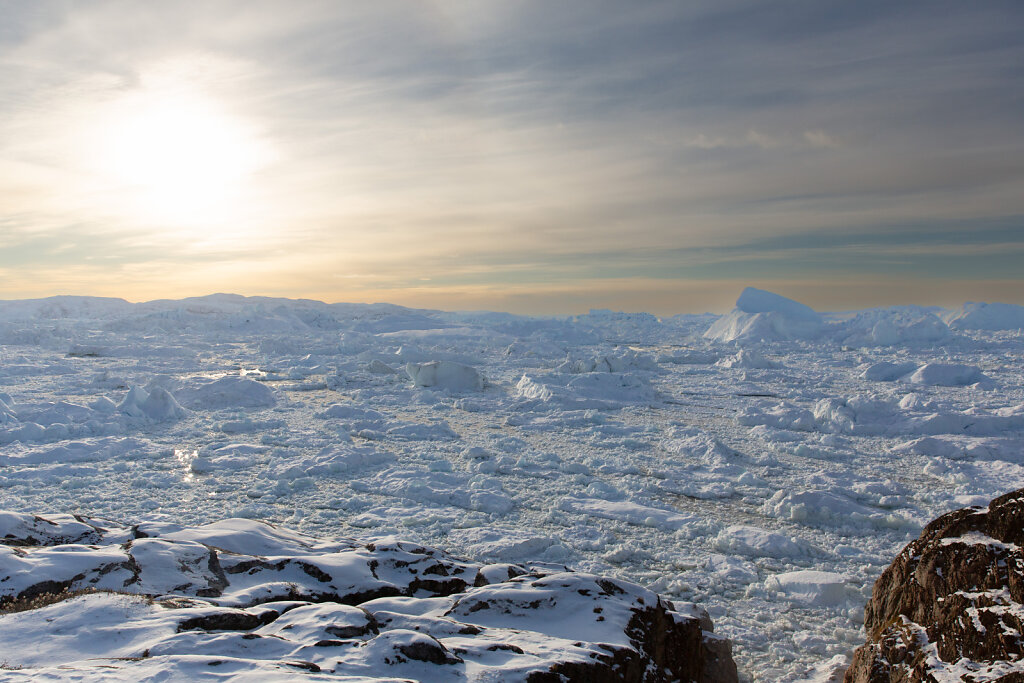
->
<box><xmin>1</xmin><ymin>288</ymin><xmax>1023</xmax><ymax>681</ymax></box>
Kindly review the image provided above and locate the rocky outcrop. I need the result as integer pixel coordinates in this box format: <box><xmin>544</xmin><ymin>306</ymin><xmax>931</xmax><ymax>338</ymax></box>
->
<box><xmin>0</xmin><ymin>511</ymin><xmax>737</xmax><ymax>682</ymax></box>
<box><xmin>845</xmin><ymin>488</ymin><xmax>1024</xmax><ymax>682</ymax></box>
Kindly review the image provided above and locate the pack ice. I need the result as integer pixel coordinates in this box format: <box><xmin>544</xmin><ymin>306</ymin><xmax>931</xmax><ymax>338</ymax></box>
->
<box><xmin>0</xmin><ymin>290</ymin><xmax>1022</xmax><ymax>681</ymax></box>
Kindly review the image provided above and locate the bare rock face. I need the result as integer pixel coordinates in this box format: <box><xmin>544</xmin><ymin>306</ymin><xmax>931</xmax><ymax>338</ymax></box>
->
<box><xmin>845</xmin><ymin>488</ymin><xmax>1024</xmax><ymax>682</ymax></box>
<box><xmin>0</xmin><ymin>510</ymin><xmax>737</xmax><ymax>682</ymax></box>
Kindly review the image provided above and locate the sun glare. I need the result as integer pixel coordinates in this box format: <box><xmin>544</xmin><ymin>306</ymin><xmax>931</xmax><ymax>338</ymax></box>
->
<box><xmin>89</xmin><ymin>84</ymin><xmax>271</xmax><ymax>232</ymax></box>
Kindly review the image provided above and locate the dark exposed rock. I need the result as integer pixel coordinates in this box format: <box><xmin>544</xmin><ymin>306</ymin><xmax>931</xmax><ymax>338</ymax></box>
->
<box><xmin>407</xmin><ymin>575</ymin><xmax>469</xmax><ymax>596</ymax></box>
<box><xmin>846</xmin><ymin>488</ymin><xmax>1024</xmax><ymax>682</ymax></box>
<box><xmin>2</xmin><ymin>578</ymin><xmax>74</xmax><ymax>607</ymax></box>
<box><xmin>529</xmin><ymin>598</ymin><xmax>739</xmax><ymax>683</ymax></box>
<box><xmin>176</xmin><ymin>609</ymin><xmax>277</xmax><ymax>633</ymax></box>
<box><xmin>325</xmin><ymin>610</ymin><xmax>379</xmax><ymax>638</ymax></box>
<box><xmin>313</xmin><ymin>639</ymin><xmax>349</xmax><ymax>647</ymax></box>
<box><xmin>448</xmin><ymin>573</ymin><xmax>738</xmax><ymax>683</ymax></box>
<box><xmin>395</xmin><ymin>635</ymin><xmax>462</xmax><ymax>665</ymax></box>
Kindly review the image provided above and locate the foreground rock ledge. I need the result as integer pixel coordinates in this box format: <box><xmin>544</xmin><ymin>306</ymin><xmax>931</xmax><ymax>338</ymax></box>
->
<box><xmin>845</xmin><ymin>488</ymin><xmax>1024</xmax><ymax>682</ymax></box>
<box><xmin>0</xmin><ymin>511</ymin><xmax>737</xmax><ymax>682</ymax></box>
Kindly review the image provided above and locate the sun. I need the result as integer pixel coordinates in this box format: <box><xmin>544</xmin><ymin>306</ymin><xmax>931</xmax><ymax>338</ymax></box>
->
<box><xmin>90</xmin><ymin>85</ymin><xmax>271</xmax><ymax>232</ymax></box>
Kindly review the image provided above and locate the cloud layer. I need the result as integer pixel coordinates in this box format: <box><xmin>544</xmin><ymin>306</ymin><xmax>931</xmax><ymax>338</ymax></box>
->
<box><xmin>1</xmin><ymin>0</ymin><xmax>1022</xmax><ymax>312</ymax></box>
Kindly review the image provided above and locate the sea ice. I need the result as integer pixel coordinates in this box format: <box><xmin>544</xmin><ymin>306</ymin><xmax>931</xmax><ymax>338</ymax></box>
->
<box><xmin>175</xmin><ymin>375</ymin><xmax>278</xmax><ymax>409</ymax></box>
<box><xmin>944</xmin><ymin>301</ymin><xmax>1024</xmax><ymax>330</ymax></box>
<box><xmin>906</xmin><ymin>362</ymin><xmax>989</xmax><ymax>387</ymax></box>
<box><xmin>714</xmin><ymin>524</ymin><xmax>817</xmax><ymax>559</ymax></box>
<box><xmin>1</xmin><ymin>290</ymin><xmax>1023</xmax><ymax>681</ymax></box>
<box><xmin>705</xmin><ymin>287</ymin><xmax>824</xmax><ymax>343</ymax></box>
<box><xmin>406</xmin><ymin>360</ymin><xmax>485</xmax><ymax>392</ymax></box>
<box><xmin>762</xmin><ymin>570</ymin><xmax>854</xmax><ymax>606</ymax></box>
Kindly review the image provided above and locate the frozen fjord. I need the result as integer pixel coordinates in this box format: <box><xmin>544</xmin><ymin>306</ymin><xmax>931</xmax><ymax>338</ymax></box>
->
<box><xmin>1</xmin><ymin>289</ymin><xmax>1023</xmax><ymax>681</ymax></box>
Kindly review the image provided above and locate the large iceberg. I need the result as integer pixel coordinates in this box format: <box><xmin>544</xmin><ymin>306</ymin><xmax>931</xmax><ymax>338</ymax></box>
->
<box><xmin>705</xmin><ymin>287</ymin><xmax>824</xmax><ymax>343</ymax></box>
<box><xmin>944</xmin><ymin>301</ymin><xmax>1024</xmax><ymax>331</ymax></box>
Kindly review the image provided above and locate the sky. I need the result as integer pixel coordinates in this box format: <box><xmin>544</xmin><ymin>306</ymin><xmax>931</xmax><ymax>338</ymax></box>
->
<box><xmin>1</xmin><ymin>0</ymin><xmax>1022</xmax><ymax>315</ymax></box>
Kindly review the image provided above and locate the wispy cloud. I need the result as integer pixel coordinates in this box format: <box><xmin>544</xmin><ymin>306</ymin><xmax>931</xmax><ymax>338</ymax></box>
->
<box><xmin>1</xmin><ymin>1</ymin><xmax>1023</xmax><ymax>311</ymax></box>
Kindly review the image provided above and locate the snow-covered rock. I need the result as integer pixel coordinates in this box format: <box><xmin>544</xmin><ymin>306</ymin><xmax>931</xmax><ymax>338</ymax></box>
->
<box><xmin>847</xmin><ymin>489</ymin><xmax>1024</xmax><ymax>682</ymax></box>
<box><xmin>0</xmin><ymin>511</ymin><xmax>737</xmax><ymax>682</ymax></box>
